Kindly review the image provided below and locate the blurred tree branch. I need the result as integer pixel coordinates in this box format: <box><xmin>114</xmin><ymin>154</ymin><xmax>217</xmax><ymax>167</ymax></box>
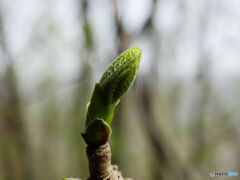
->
<box><xmin>0</xmin><ymin>8</ymin><xmax>34</xmax><ymax>180</ymax></box>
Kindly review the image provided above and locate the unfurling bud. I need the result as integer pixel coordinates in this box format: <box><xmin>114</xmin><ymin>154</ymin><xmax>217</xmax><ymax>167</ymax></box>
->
<box><xmin>83</xmin><ymin>46</ymin><xmax>142</xmax><ymax>146</ymax></box>
<box><xmin>100</xmin><ymin>46</ymin><xmax>142</xmax><ymax>105</ymax></box>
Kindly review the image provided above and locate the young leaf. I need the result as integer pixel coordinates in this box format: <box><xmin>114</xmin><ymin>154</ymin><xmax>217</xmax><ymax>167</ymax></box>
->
<box><xmin>86</xmin><ymin>83</ymin><xmax>115</xmax><ymax>126</ymax></box>
<box><xmin>86</xmin><ymin>46</ymin><xmax>142</xmax><ymax>126</ymax></box>
<box><xmin>100</xmin><ymin>46</ymin><xmax>142</xmax><ymax>105</ymax></box>
<box><xmin>83</xmin><ymin>46</ymin><xmax>142</xmax><ymax>146</ymax></box>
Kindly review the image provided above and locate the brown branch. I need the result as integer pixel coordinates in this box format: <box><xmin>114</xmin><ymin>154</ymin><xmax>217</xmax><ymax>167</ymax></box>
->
<box><xmin>86</xmin><ymin>143</ymin><xmax>124</xmax><ymax>180</ymax></box>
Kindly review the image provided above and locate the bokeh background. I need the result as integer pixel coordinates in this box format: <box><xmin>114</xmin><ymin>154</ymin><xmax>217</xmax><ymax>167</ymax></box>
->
<box><xmin>0</xmin><ymin>0</ymin><xmax>240</xmax><ymax>180</ymax></box>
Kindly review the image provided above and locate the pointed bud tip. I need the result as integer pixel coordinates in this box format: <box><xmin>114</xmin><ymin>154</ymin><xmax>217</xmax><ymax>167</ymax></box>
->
<box><xmin>125</xmin><ymin>45</ymin><xmax>142</xmax><ymax>60</ymax></box>
<box><xmin>99</xmin><ymin>46</ymin><xmax>143</xmax><ymax>104</ymax></box>
<box><xmin>124</xmin><ymin>46</ymin><xmax>142</xmax><ymax>69</ymax></box>
<box><xmin>129</xmin><ymin>45</ymin><xmax>142</xmax><ymax>53</ymax></box>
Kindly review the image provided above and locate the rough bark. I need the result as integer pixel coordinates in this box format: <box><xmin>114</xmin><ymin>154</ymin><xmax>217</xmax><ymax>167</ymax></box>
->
<box><xmin>86</xmin><ymin>143</ymin><xmax>128</xmax><ymax>180</ymax></box>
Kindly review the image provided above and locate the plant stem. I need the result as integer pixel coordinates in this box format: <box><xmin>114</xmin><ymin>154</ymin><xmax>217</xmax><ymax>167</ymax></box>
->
<box><xmin>86</xmin><ymin>143</ymin><xmax>124</xmax><ymax>180</ymax></box>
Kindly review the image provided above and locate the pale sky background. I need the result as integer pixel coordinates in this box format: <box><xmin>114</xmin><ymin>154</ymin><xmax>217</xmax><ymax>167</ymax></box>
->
<box><xmin>1</xmin><ymin>0</ymin><xmax>240</xmax><ymax>113</ymax></box>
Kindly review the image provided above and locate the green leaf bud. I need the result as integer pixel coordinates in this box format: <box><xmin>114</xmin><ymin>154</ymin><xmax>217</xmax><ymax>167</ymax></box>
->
<box><xmin>83</xmin><ymin>46</ymin><xmax>142</xmax><ymax>146</ymax></box>
<box><xmin>100</xmin><ymin>46</ymin><xmax>142</xmax><ymax>105</ymax></box>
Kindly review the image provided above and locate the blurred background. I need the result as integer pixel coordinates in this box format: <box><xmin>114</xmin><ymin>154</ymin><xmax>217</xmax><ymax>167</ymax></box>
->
<box><xmin>0</xmin><ymin>0</ymin><xmax>240</xmax><ymax>179</ymax></box>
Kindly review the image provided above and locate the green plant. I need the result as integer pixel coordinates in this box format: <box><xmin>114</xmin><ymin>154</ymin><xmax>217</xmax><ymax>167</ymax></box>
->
<box><xmin>64</xmin><ymin>46</ymin><xmax>142</xmax><ymax>180</ymax></box>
